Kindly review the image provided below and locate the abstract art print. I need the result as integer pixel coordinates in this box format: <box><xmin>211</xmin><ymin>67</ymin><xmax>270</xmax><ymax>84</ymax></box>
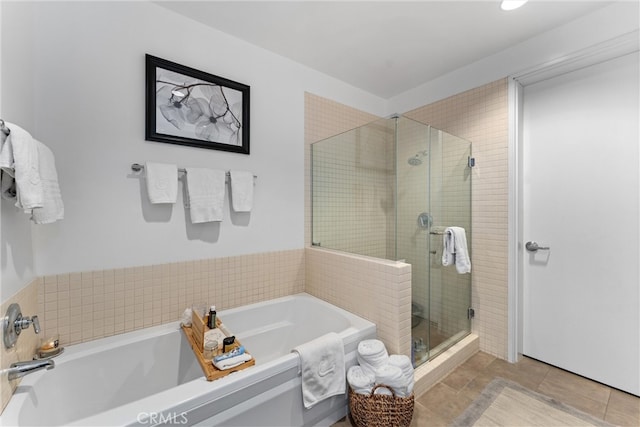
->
<box><xmin>145</xmin><ymin>54</ymin><xmax>250</xmax><ymax>154</ymax></box>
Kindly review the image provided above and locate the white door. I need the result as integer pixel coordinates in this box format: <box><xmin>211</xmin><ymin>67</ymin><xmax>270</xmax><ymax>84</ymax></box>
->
<box><xmin>521</xmin><ymin>52</ymin><xmax>639</xmax><ymax>396</ymax></box>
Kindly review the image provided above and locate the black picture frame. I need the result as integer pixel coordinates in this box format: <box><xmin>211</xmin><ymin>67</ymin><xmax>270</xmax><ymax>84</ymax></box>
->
<box><xmin>145</xmin><ymin>54</ymin><xmax>250</xmax><ymax>154</ymax></box>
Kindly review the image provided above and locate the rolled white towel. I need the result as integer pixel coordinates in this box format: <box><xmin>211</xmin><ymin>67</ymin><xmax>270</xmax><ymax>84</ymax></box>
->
<box><xmin>180</xmin><ymin>308</ymin><xmax>192</xmax><ymax>327</ymax></box>
<box><xmin>357</xmin><ymin>339</ymin><xmax>389</xmax><ymax>377</ymax></box>
<box><xmin>347</xmin><ymin>365</ymin><xmax>375</xmax><ymax>395</ymax></box>
<box><xmin>374</xmin><ymin>364</ymin><xmax>409</xmax><ymax>398</ymax></box>
<box><xmin>389</xmin><ymin>354</ymin><xmax>414</xmax><ymax>395</ymax></box>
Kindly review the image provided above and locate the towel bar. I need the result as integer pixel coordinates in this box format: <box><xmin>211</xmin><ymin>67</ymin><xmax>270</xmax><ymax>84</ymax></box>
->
<box><xmin>131</xmin><ymin>163</ymin><xmax>257</xmax><ymax>180</ymax></box>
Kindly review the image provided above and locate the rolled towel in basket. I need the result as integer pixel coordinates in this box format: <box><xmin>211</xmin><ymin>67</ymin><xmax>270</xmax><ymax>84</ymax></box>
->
<box><xmin>389</xmin><ymin>354</ymin><xmax>415</xmax><ymax>395</ymax></box>
<box><xmin>374</xmin><ymin>364</ymin><xmax>409</xmax><ymax>397</ymax></box>
<box><xmin>357</xmin><ymin>339</ymin><xmax>389</xmax><ymax>377</ymax></box>
<box><xmin>347</xmin><ymin>365</ymin><xmax>375</xmax><ymax>395</ymax></box>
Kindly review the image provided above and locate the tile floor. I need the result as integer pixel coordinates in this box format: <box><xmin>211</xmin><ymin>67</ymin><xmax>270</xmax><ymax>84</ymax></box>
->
<box><xmin>334</xmin><ymin>351</ymin><xmax>640</xmax><ymax>426</ymax></box>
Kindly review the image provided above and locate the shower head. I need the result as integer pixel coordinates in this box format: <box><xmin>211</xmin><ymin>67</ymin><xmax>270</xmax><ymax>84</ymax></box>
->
<box><xmin>407</xmin><ymin>150</ymin><xmax>428</xmax><ymax>166</ymax></box>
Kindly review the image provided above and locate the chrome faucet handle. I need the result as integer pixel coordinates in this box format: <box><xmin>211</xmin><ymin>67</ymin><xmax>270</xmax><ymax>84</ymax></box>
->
<box><xmin>31</xmin><ymin>315</ymin><xmax>40</xmax><ymax>334</ymax></box>
<box><xmin>15</xmin><ymin>315</ymin><xmax>40</xmax><ymax>334</ymax></box>
<box><xmin>3</xmin><ymin>304</ymin><xmax>42</xmax><ymax>348</ymax></box>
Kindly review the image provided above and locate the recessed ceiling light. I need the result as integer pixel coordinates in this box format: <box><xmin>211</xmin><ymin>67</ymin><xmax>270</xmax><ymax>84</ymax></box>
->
<box><xmin>501</xmin><ymin>0</ymin><xmax>529</xmax><ymax>11</ymax></box>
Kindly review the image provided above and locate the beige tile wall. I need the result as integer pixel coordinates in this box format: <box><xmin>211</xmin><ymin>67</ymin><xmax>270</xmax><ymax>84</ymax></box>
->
<box><xmin>37</xmin><ymin>249</ymin><xmax>305</xmax><ymax>347</ymax></box>
<box><xmin>305</xmin><ymin>248</ymin><xmax>412</xmax><ymax>356</ymax></box>
<box><xmin>404</xmin><ymin>79</ymin><xmax>510</xmax><ymax>359</ymax></box>
<box><xmin>304</xmin><ymin>85</ymin><xmax>510</xmax><ymax>361</ymax></box>
<box><xmin>1</xmin><ymin>278</ymin><xmax>40</xmax><ymax>412</ymax></box>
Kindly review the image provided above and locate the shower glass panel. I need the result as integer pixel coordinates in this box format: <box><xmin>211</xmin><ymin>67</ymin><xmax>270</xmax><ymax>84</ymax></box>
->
<box><xmin>311</xmin><ymin>116</ymin><xmax>471</xmax><ymax>367</ymax></box>
<box><xmin>311</xmin><ymin>118</ymin><xmax>396</xmax><ymax>259</ymax></box>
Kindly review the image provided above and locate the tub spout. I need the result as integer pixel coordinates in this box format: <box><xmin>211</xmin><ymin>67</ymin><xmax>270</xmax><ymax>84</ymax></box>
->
<box><xmin>7</xmin><ymin>359</ymin><xmax>54</xmax><ymax>381</ymax></box>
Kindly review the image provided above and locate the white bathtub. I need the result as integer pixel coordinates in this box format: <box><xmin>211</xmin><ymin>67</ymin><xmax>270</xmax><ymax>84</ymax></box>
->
<box><xmin>1</xmin><ymin>293</ymin><xmax>375</xmax><ymax>426</ymax></box>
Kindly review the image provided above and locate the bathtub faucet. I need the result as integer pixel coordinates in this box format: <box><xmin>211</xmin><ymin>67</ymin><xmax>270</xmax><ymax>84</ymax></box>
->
<box><xmin>7</xmin><ymin>359</ymin><xmax>54</xmax><ymax>381</ymax></box>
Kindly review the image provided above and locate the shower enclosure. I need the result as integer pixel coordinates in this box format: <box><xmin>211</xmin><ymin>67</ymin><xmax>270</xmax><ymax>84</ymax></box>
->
<box><xmin>311</xmin><ymin>116</ymin><xmax>472</xmax><ymax>367</ymax></box>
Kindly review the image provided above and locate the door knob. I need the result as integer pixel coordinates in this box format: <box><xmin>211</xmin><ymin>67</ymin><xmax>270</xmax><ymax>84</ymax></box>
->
<box><xmin>525</xmin><ymin>241</ymin><xmax>550</xmax><ymax>252</ymax></box>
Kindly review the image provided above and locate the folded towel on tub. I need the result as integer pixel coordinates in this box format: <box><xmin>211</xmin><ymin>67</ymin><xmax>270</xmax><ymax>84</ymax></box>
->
<box><xmin>357</xmin><ymin>339</ymin><xmax>389</xmax><ymax>377</ymax></box>
<box><xmin>212</xmin><ymin>353</ymin><xmax>252</xmax><ymax>370</ymax></box>
<box><xmin>347</xmin><ymin>365</ymin><xmax>375</xmax><ymax>395</ymax></box>
<box><xmin>292</xmin><ymin>332</ymin><xmax>345</xmax><ymax>409</ymax></box>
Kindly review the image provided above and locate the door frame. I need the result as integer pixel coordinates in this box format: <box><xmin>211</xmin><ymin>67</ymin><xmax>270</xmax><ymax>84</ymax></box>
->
<box><xmin>506</xmin><ymin>30</ymin><xmax>639</xmax><ymax>363</ymax></box>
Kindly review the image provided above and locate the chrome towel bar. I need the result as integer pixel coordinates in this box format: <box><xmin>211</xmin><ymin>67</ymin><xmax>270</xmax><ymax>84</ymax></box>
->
<box><xmin>130</xmin><ymin>163</ymin><xmax>257</xmax><ymax>180</ymax></box>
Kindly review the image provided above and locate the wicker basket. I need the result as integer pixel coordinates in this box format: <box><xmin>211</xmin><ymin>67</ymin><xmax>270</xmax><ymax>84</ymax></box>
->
<box><xmin>348</xmin><ymin>385</ymin><xmax>414</xmax><ymax>427</ymax></box>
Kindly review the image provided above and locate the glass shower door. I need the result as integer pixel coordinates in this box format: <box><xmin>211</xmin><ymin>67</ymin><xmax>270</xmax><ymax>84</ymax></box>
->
<box><xmin>426</xmin><ymin>128</ymin><xmax>472</xmax><ymax>361</ymax></box>
<box><xmin>397</xmin><ymin>117</ymin><xmax>472</xmax><ymax>366</ymax></box>
<box><xmin>395</xmin><ymin>116</ymin><xmax>431</xmax><ymax>365</ymax></box>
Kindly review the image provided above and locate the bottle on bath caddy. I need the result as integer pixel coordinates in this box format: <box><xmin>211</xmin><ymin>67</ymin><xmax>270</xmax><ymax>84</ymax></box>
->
<box><xmin>207</xmin><ymin>305</ymin><xmax>217</xmax><ymax>329</ymax></box>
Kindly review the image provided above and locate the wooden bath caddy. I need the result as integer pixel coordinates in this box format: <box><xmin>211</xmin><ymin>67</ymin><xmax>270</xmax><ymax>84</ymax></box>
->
<box><xmin>181</xmin><ymin>310</ymin><xmax>255</xmax><ymax>381</ymax></box>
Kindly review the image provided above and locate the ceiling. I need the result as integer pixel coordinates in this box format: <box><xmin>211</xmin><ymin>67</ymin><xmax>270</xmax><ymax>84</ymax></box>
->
<box><xmin>157</xmin><ymin>1</ymin><xmax>615</xmax><ymax>99</ymax></box>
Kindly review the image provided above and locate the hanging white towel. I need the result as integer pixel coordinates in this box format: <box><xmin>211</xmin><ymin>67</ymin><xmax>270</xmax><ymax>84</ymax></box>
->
<box><xmin>229</xmin><ymin>170</ymin><xmax>254</xmax><ymax>212</ymax></box>
<box><xmin>356</xmin><ymin>339</ymin><xmax>389</xmax><ymax>378</ymax></box>
<box><xmin>292</xmin><ymin>332</ymin><xmax>345</xmax><ymax>409</ymax></box>
<box><xmin>0</xmin><ymin>122</ymin><xmax>43</xmax><ymax>210</ymax></box>
<box><xmin>0</xmin><ymin>130</ymin><xmax>15</xmax><ymax>201</ymax></box>
<box><xmin>145</xmin><ymin>162</ymin><xmax>178</xmax><ymax>204</ymax></box>
<box><xmin>185</xmin><ymin>167</ymin><xmax>226</xmax><ymax>223</ymax></box>
<box><xmin>31</xmin><ymin>141</ymin><xmax>64</xmax><ymax>224</ymax></box>
<box><xmin>442</xmin><ymin>226</ymin><xmax>471</xmax><ymax>274</ymax></box>
<box><xmin>347</xmin><ymin>365</ymin><xmax>375</xmax><ymax>395</ymax></box>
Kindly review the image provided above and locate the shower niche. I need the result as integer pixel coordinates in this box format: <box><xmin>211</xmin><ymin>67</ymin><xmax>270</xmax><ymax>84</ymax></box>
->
<box><xmin>311</xmin><ymin>116</ymin><xmax>472</xmax><ymax>366</ymax></box>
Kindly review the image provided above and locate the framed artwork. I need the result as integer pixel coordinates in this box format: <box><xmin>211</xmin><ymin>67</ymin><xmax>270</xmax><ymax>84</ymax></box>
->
<box><xmin>145</xmin><ymin>54</ymin><xmax>250</xmax><ymax>154</ymax></box>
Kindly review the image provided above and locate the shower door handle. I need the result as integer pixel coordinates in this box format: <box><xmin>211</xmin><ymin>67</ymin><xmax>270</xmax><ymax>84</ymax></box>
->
<box><xmin>525</xmin><ymin>241</ymin><xmax>550</xmax><ymax>252</ymax></box>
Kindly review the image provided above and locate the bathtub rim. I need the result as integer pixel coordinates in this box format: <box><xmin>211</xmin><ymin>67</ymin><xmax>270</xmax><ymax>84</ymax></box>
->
<box><xmin>1</xmin><ymin>292</ymin><xmax>376</xmax><ymax>427</ymax></box>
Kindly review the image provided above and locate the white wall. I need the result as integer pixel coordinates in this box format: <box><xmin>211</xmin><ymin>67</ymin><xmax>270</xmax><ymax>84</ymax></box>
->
<box><xmin>3</xmin><ymin>0</ymin><xmax>637</xmax><ymax>298</ymax></box>
<box><xmin>388</xmin><ymin>1</ymin><xmax>640</xmax><ymax>114</ymax></box>
<box><xmin>0</xmin><ymin>0</ymin><xmax>386</xmax><ymax>287</ymax></box>
<box><xmin>0</xmin><ymin>1</ymin><xmax>37</xmax><ymax>299</ymax></box>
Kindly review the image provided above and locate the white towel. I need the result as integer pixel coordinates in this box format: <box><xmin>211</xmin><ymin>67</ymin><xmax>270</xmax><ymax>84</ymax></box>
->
<box><xmin>0</xmin><ymin>130</ymin><xmax>15</xmax><ymax>201</ymax></box>
<box><xmin>389</xmin><ymin>354</ymin><xmax>414</xmax><ymax>395</ymax></box>
<box><xmin>442</xmin><ymin>226</ymin><xmax>471</xmax><ymax>274</ymax></box>
<box><xmin>229</xmin><ymin>170</ymin><xmax>254</xmax><ymax>212</ymax></box>
<box><xmin>374</xmin><ymin>364</ymin><xmax>409</xmax><ymax>397</ymax></box>
<box><xmin>212</xmin><ymin>353</ymin><xmax>252</xmax><ymax>370</ymax></box>
<box><xmin>357</xmin><ymin>339</ymin><xmax>389</xmax><ymax>378</ymax></box>
<box><xmin>0</xmin><ymin>122</ymin><xmax>43</xmax><ymax>210</ymax></box>
<box><xmin>145</xmin><ymin>162</ymin><xmax>178</xmax><ymax>204</ymax></box>
<box><xmin>347</xmin><ymin>365</ymin><xmax>375</xmax><ymax>395</ymax></box>
<box><xmin>292</xmin><ymin>332</ymin><xmax>345</xmax><ymax>409</ymax></box>
<box><xmin>31</xmin><ymin>141</ymin><xmax>64</xmax><ymax>224</ymax></box>
<box><xmin>185</xmin><ymin>167</ymin><xmax>226</xmax><ymax>223</ymax></box>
